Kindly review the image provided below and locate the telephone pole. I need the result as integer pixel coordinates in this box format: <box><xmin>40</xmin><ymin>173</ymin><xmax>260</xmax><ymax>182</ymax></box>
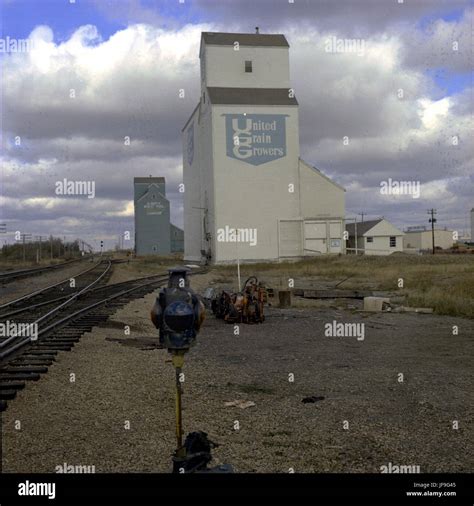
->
<box><xmin>358</xmin><ymin>212</ymin><xmax>366</xmax><ymax>223</ymax></box>
<box><xmin>0</xmin><ymin>224</ymin><xmax>6</xmax><ymax>258</ymax></box>
<box><xmin>35</xmin><ymin>235</ymin><xmax>46</xmax><ymax>262</ymax></box>
<box><xmin>20</xmin><ymin>233</ymin><xmax>32</xmax><ymax>262</ymax></box>
<box><xmin>427</xmin><ymin>209</ymin><xmax>437</xmax><ymax>254</ymax></box>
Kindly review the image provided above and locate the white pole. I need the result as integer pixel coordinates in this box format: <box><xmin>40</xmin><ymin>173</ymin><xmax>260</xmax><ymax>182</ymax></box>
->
<box><xmin>354</xmin><ymin>218</ymin><xmax>358</xmax><ymax>255</ymax></box>
<box><xmin>236</xmin><ymin>234</ymin><xmax>241</xmax><ymax>291</ymax></box>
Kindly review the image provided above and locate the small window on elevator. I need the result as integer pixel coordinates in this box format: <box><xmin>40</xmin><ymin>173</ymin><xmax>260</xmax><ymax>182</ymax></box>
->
<box><xmin>245</xmin><ymin>60</ymin><xmax>252</xmax><ymax>73</ymax></box>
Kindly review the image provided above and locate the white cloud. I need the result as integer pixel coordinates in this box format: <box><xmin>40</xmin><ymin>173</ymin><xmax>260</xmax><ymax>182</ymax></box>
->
<box><xmin>1</xmin><ymin>11</ymin><xmax>472</xmax><ymax>242</ymax></box>
<box><xmin>106</xmin><ymin>201</ymin><xmax>134</xmax><ymax>217</ymax></box>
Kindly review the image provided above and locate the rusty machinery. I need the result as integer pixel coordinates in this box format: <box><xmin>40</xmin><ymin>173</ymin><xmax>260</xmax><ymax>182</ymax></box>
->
<box><xmin>211</xmin><ymin>276</ymin><xmax>267</xmax><ymax>324</ymax></box>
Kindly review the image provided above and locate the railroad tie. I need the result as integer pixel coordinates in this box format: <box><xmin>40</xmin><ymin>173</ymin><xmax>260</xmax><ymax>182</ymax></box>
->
<box><xmin>0</xmin><ymin>372</ymin><xmax>41</xmax><ymax>381</ymax></box>
<box><xmin>0</xmin><ymin>381</ymin><xmax>25</xmax><ymax>390</ymax></box>
<box><xmin>2</xmin><ymin>366</ymin><xmax>48</xmax><ymax>374</ymax></box>
<box><xmin>0</xmin><ymin>389</ymin><xmax>18</xmax><ymax>400</ymax></box>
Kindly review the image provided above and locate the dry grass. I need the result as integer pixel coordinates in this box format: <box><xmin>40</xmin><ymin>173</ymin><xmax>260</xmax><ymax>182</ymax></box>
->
<box><xmin>214</xmin><ymin>255</ymin><xmax>474</xmax><ymax>318</ymax></box>
<box><xmin>0</xmin><ymin>257</ymin><xmax>70</xmax><ymax>271</ymax></box>
<box><xmin>131</xmin><ymin>253</ymin><xmax>183</xmax><ymax>265</ymax></box>
<box><xmin>110</xmin><ymin>254</ymin><xmax>184</xmax><ymax>278</ymax></box>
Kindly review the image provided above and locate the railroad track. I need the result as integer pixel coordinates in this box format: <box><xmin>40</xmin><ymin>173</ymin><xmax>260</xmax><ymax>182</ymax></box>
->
<box><xmin>0</xmin><ymin>259</ymin><xmax>113</xmax><ymax>318</ymax></box>
<box><xmin>0</xmin><ymin>255</ymin><xmax>93</xmax><ymax>284</ymax></box>
<box><xmin>0</xmin><ymin>268</ymin><xmax>206</xmax><ymax>411</ymax></box>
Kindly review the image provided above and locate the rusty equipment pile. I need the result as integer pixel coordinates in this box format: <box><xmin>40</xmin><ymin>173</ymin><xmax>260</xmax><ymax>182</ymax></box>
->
<box><xmin>211</xmin><ymin>276</ymin><xmax>266</xmax><ymax>324</ymax></box>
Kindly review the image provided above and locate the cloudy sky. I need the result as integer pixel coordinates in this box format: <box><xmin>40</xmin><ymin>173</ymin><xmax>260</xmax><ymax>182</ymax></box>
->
<box><xmin>0</xmin><ymin>0</ymin><xmax>472</xmax><ymax>250</ymax></box>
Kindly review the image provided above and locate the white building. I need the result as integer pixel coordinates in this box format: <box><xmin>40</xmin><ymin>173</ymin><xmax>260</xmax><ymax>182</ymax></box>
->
<box><xmin>346</xmin><ymin>219</ymin><xmax>404</xmax><ymax>255</ymax></box>
<box><xmin>403</xmin><ymin>226</ymin><xmax>454</xmax><ymax>251</ymax></box>
<box><xmin>182</xmin><ymin>31</ymin><xmax>345</xmax><ymax>264</ymax></box>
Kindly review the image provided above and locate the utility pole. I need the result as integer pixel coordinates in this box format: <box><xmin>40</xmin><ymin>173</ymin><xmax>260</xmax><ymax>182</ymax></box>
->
<box><xmin>358</xmin><ymin>212</ymin><xmax>366</xmax><ymax>223</ymax></box>
<box><xmin>35</xmin><ymin>235</ymin><xmax>46</xmax><ymax>262</ymax></box>
<box><xmin>20</xmin><ymin>233</ymin><xmax>32</xmax><ymax>262</ymax></box>
<box><xmin>428</xmin><ymin>209</ymin><xmax>437</xmax><ymax>254</ymax></box>
<box><xmin>0</xmin><ymin>224</ymin><xmax>6</xmax><ymax>257</ymax></box>
<box><xmin>355</xmin><ymin>221</ymin><xmax>359</xmax><ymax>255</ymax></box>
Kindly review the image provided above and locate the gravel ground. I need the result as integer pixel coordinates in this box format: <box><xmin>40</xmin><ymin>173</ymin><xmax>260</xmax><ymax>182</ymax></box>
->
<box><xmin>2</xmin><ymin>271</ymin><xmax>473</xmax><ymax>473</ymax></box>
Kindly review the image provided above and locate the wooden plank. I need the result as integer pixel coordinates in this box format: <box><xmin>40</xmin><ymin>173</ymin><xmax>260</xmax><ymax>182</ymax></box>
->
<box><xmin>301</xmin><ymin>289</ymin><xmax>373</xmax><ymax>299</ymax></box>
<box><xmin>394</xmin><ymin>306</ymin><xmax>434</xmax><ymax>314</ymax></box>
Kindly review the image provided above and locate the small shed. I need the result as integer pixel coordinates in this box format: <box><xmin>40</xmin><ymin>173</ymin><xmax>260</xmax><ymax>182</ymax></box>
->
<box><xmin>345</xmin><ymin>219</ymin><xmax>404</xmax><ymax>255</ymax></box>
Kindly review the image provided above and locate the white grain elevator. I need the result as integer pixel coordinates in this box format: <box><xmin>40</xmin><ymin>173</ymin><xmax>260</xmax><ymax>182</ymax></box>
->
<box><xmin>182</xmin><ymin>32</ymin><xmax>346</xmax><ymax>264</ymax></box>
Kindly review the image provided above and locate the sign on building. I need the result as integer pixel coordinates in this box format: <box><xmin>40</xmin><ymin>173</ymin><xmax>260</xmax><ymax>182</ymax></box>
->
<box><xmin>224</xmin><ymin>113</ymin><xmax>288</xmax><ymax>166</ymax></box>
<box><xmin>144</xmin><ymin>201</ymin><xmax>165</xmax><ymax>215</ymax></box>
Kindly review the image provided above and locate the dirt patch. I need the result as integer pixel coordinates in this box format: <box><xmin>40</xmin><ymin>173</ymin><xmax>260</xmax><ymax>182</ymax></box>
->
<box><xmin>105</xmin><ymin>336</ymin><xmax>163</xmax><ymax>350</ymax></box>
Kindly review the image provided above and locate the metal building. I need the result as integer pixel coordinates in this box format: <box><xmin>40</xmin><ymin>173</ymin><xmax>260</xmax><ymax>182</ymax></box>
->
<box><xmin>182</xmin><ymin>31</ymin><xmax>345</xmax><ymax>264</ymax></box>
<box><xmin>403</xmin><ymin>226</ymin><xmax>454</xmax><ymax>251</ymax></box>
<box><xmin>134</xmin><ymin>177</ymin><xmax>183</xmax><ymax>255</ymax></box>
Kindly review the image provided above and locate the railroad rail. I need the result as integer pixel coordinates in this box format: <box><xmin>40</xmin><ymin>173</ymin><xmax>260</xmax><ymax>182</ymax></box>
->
<box><xmin>0</xmin><ymin>260</ymin><xmax>111</xmax><ymax>316</ymax></box>
<box><xmin>0</xmin><ymin>260</ymin><xmax>113</xmax><ymax>362</ymax></box>
<box><xmin>0</xmin><ymin>268</ymin><xmax>206</xmax><ymax>411</ymax></box>
<box><xmin>0</xmin><ymin>255</ymin><xmax>93</xmax><ymax>283</ymax></box>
